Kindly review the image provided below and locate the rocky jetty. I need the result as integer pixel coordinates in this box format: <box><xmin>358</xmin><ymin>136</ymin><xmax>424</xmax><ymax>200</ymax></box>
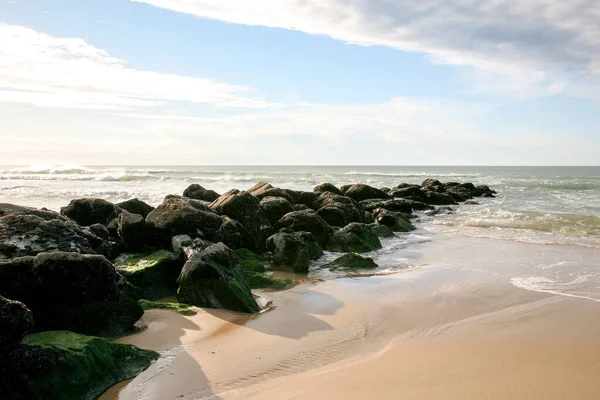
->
<box><xmin>0</xmin><ymin>178</ymin><xmax>495</xmax><ymax>398</ymax></box>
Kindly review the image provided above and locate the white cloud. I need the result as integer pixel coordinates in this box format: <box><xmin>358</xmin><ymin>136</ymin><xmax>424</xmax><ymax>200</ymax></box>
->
<box><xmin>133</xmin><ymin>0</ymin><xmax>600</xmax><ymax>97</ymax></box>
<box><xmin>0</xmin><ymin>23</ymin><xmax>276</xmax><ymax>109</ymax></box>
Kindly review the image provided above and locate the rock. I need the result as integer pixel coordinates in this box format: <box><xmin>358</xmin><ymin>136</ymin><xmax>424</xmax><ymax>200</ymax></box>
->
<box><xmin>423</xmin><ymin>192</ymin><xmax>458</xmax><ymax>206</ymax></box>
<box><xmin>445</xmin><ymin>186</ymin><xmax>472</xmax><ymax>202</ymax></box>
<box><xmin>313</xmin><ymin>183</ymin><xmax>342</xmax><ymax>195</ymax></box>
<box><xmin>60</xmin><ymin>198</ymin><xmax>122</xmax><ymax>226</ymax></box>
<box><xmin>260</xmin><ymin>196</ymin><xmax>295</xmax><ymax>225</ymax></box>
<box><xmin>0</xmin><ymin>214</ymin><xmax>96</xmax><ymax>260</ymax></box>
<box><xmin>235</xmin><ymin>248</ymin><xmax>293</xmax><ymax>290</ymax></box>
<box><xmin>464</xmin><ymin>200</ymin><xmax>479</xmax><ymax>205</ymax></box>
<box><xmin>324</xmin><ymin>253</ymin><xmax>378</xmax><ymax>270</ymax></box>
<box><xmin>273</xmin><ymin>209</ymin><xmax>332</xmax><ymax>248</ymax></box>
<box><xmin>0</xmin><ymin>331</ymin><xmax>158</xmax><ymax>400</ymax></box>
<box><xmin>314</xmin><ymin>192</ymin><xmax>363</xmax><ymax>227</ymax></box>
<box><xmin>171</xmin><ymin>235</ymin><xmax>211</xmax><ymax>260</ymax></box>
<box><xmin>421</xmin><ymin>178</ymin><xmax>443</xmax><ymax>187</ymax></box>
<box><xmin>118</xmin><ymin>211</ymin><xmax>146</xmax><ymax>250</ymax></box>
<box><xmin>294</xmin><ymin>231</ymin><xmax>324</xmax><ymax>260</ymax></box>
<box><xmin>88</xmin><ymin>223</ymin><xmax>109</xmax><ymax>240</ymax></box>
<box><xmin>106</xmin><ymin>218</ymin><xmax>119</xmax><ymax>238</ymax></box>
<box><xmin>114</xmin><ymin>250</ymin><xmax>184</xmax><ymax>300</ymax></box>
<box><xmin>295</xmin><ymin>191</ymin><xmax>319</xmax><ymax>209</ymax></box>
<box><xmin>177</xmin><ymin>243</ymin><xmax>260</xmax><ymax>313</ymax></box>
<box><xmin>369</xmin><ymin>224</ymin><xmax>395</xmax><ymax>238</ymax></box>
<box><xmin>359</xmin><ymin>198</ymin><xmax>413</xmax><ymax>214</ymax></box>
<box><xmin>459</xmin><ymin>182</ymin><xmax>476</xmax><ymax>191</ymax></box>
<box><xmin>0</xmin><ymin>252</ymin><xmax>143</xmax><ymax>337</ymax></box>
<box><xmin>0</xmin><ymin>295</ymin><xmax>34</xmax><ymax>355</ymax></box>
<box><xmin>183</xmin><ymin>184</ymin><xmax>220</xmax><ymax>202</ymax></box>
<box><xmin>403</xmin><ymin>199</ymin><xmax>434</xmax><ymax>211</ymax></box>
<box><xmin>425</xmin><ymin>207</ymin><xmax>454</xmax><ymax>216</ymax></box>
<box><xmin>214</xmin><ymin>216</ymin><xmax>257</xmax><ymax>250</ymax></box>
<box><xmin>165</xmin><ymin>194</ymin><xmax>213</xmax><ymax>212</ymax></box>
<box><xmin>116</xmin><ymin>198</ymin><xmax>155</xmax><ymax>218</ymax></box>
<box><xmin>248</xmin><ymin>182</ymin><xmax>297</xmax><ymax>203</ymax></box>
<box><xmin>266</xmin><ymin>232</ymin><xmax>311</xmax><ymax>273</ymax></box>
<box><xmin>340</xmin><ymin>184</ymin><xmax>391</xmax><ymax>202</ymax></box>
<box><xmin>472</xmin><ymin>185</ymin><xmax>496</xmax><ymax>197</ymax></box>
<box><xmin>373</xmin><ymin>209</ymin><xmax>416</xmax><ymax>232</ymax></box>
<box><xmin>146</xmin><ymin>197</ymin><xmax>222</xmax><ymax>246</ymax></box>
<box><xmin>294</xmin><ymin>204</ymin><xmax>311</xmax><ymax>212</ymax></box>
<box><xmin>209</xmin><ymin>190</ymin><xmax>267</xmax><ymax>247</ymax></box>
<box><xmin>389</xmin><ymin>185</ymin><xmax>426</xmax><ymax>200</ymax></box>
<box><xmin>326</xmin><ymin>223</ymin><xmax>382</xmax><ymax>253</ymax></box>
<box><xmin>0</xmin><ymin>203</ymin><xmax>67</xmax><ymax>221</ymax></box>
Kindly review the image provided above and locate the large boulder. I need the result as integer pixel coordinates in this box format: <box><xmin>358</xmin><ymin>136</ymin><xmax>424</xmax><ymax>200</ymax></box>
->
<box><xmin>60</xmin><ymin>198</ymin><xmax>122</xmax><ymax>226</ymax></box>
<box><xmin>0</xmin><ymin>203</ymin><xmax>65</xmax><ymax>221</ymax></box>
<box><xmin>146</xmin><ymin>197</ymin><xmax>222</xmax><ymax>246</ymax></box>
<box><xmin>445</xmin><ymin>186</ymin><xmax>472</xmax><ymax>202</ymax></box>
<box><xmin>0</xmin><ymin>331</ymin><xmax>158</xmax><ymax>400</ymax></box>
<box><xmin>183</xmin><ymin>184</ymin><xmax>220</xmax><ymax>202</ymax></box>
<box><xmin>389</xmin><ymin>185</ymin><xmax>426</xmax><ymax>201</ymax></box>
<box><xmin>214</xmin><ymin>216</ymin><xmax>258</xmax><ymax>250</ymax></box>
<box><xmin>116</xmin><ymin>198</ymin><xmax>155</xmax><ymax>218</ymax></box>
<box><xmin>323</xmin><ymin>253</ymin><xmax>378</xmax><ymax>271</ymax></box>
<box><xmin>313</xmin><ymin>183</ymin><xmax>342</xmax><ymax>195</ymax></box>
<box><xmin>234</xmin><ymin>249</ymin><xmax>293</xmax><ymax>290</ymax></box>
<box><xmin>248</xmin><ymin>182</ymin><xmax>297</xmax><ymax>204</ymax></box>
<box><xmin>359</xmin><ymin>198</ymin><xmax>413</xmax><ymax>214</ymax></box>
<box><xmin>421</xmin><ymin>178</ymin><xmax>443</xmax><ymax>187</ymax></box>
<box><xmin>295</xmin><ymin>191</ymin><xmax>319</xmax><ymax>209</ymax></box>
<box><xmin>259</xmin><ymin>196</ymin><xmax>295</xmax><ymax>225</ymax></box>
<box><xmin>0</xmin><ymin>214</ymin><xmax>96</xmax><ymax>260</ymax></box>
<box><xmin>0</xmin><ymin>252</ymin><xmax>143</xmax><ymax>337</ymax></box>
<box><xmin>273</xmin><ymin>210</ymin><xmax>332</xmax><ymax>248</ymax></box>
<box><xmin>0</xmin><ymin>295</ymin><xmax>34</xmax><ymax>355</ymax></box>
<box><xmin>118</xmin><ymin>211</ymin><xmax>146</xmax><ymax>250</ymax></box>
<box><xmin>373</xmin><ymin>209</ymin><xmax>416</xmax><ymax>232</ymax></box>
<box><xmin>326</xmin><ymin>223</ymin><xmax>382</xmax><ymax>253</ymax></box>
<box><xmin>314</xmin><ymin>192</ymin><xmax>363</xmax><ymax>227</ymax></box>
<box><xmin>266</xmin><ymin>231</ymin><xmax>318</xmax><ymax>274</ymax></box>
<box><xmin>423</xmin><ymin>191</ymin><xmax>458</xmax><ymax>206</ymax></box>
<box><xmin>114</xmin><ymin>250</ymin><xmax>184</xmax><ymax>300</ymax></box>
<box><xmin>341</xmin><ymin>184</ymin><xmax>391</xmax><ymax>202</ymax></box>
<box><xmin>177</xmin><ymin>243</ymin><xmax>260</xmax><ymax>313</ymax></box>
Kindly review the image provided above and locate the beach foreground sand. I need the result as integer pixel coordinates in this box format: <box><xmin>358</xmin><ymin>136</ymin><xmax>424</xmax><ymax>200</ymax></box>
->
<box><xmin>102</xmin><ymin>238</ymin><xmax>600</xmax><ymax>400</ymax></box>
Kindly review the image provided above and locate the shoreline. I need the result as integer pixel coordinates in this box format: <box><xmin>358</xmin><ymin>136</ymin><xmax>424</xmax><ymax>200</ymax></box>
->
<box><xmin>102</xmin><ymin>236</ymin><xmax>600</xmax><ymax>399</ymax></box>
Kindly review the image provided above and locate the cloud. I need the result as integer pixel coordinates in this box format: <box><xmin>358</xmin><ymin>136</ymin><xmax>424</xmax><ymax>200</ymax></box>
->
<box><xmin>133</xmin><ymin>0</ymin><xmax>600</xmax><ymax>97</ymax></box>
<box><xmin>0</xmin><ymin>23</ymin><xmax>276</xmax><ymax>109</ymax></box>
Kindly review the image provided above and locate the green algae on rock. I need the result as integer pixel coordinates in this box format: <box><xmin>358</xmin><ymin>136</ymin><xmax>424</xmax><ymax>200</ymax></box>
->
<box><xmin>324</xmin><ymin>253</ymin><xmax>379</xmax><ymax>270</ymax></box>
<box><xmin>326</xmin><ymin>223</ymin><xmax>382</xmax><ymax>253</ymax></box>
<box><xmin>0</xmin><ymin>331</ymin><xmax>158</xmax><ymax>400</ymax></box>
<box><xmin>138</xmin><ymin>299</ymin><xmax>197</xmax><ymax>316</ymax></box>
<box><xmin>235</xmin><ymin>248</ymin><xmax>293</xmax><ymax>290</ymax></box>
<box><xmin>114</xmin><ymin>250</ymin><xmax>183</xmax><ymax>300</ymax></box>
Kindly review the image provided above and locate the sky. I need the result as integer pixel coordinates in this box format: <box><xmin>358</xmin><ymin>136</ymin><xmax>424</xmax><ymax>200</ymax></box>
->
<box><xmin>1</xmin><ymin>0</ymin><xmax>599</xmax><ymax>165</ymax></box>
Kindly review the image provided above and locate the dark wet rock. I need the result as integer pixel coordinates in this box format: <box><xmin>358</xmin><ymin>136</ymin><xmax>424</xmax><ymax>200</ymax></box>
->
<box><xmin>293</xmin><ymin>203</ymin><xmax>311</xmax><ymax>212</ymax></box>
<box><xmin>403</xmin><ymin>199</ymin><xmax>434</xmax><ymax>211</ymax></box>
<box><xmin>273</xmin><ymin>209</ymin><xmax>332</xmax><ymax>248</ymax></box>
<box><xmin>0</xmin><ymin>203</ymin><xmax>66</xmax><ymax>221</ymax></box>
<box><xmin>359</xmin><ymin>198</ymin><xmax>413</xmax><ymax>214</ymax></box>
<box><xmin>89</xmin><ymin>223</ymin><xmax>109</xmax><ymax>240</ymax></box>
<box><xmin>164</xmin><ymin>194</ymin><xmax>213</xmax><ymax>212</ymax></box>
<box><xmin>146</xmin><ymin>197</ymin><xmax>222</xmax><ymax>246</ymax></box>
<box><xmin>421</xmin><ymin>178</ymin><xmax>443</xmax><ymax>187</ymax></box>
<box><xmin>422</xmin><ymin>184</ymin><xmax>446</xmax><ymax>193</ymax></box>
<box><xmin>423</xmin><ymin>192</ymin><xmax>458</xmax><ymax>206</ymax></box>
<box><xmin>326</xmin><ymin>223</ymin><xmax>382</xmax><ymax>253</ymax></box>
<box><xmin>118</xmin><ymin>211</ymin><xmax>146</xmax><ymax>250</ymax></box>
<box><xmin>0</xmin><ymin>252</ymin><xmax>143</xmax><ymax>337</ymax></box>
<box><xmin>324</xmin><ymin>253</ymin><xmax>378</xmax><ymax>271</ymax></box>
<box><xmin>266</xmin><ymin>231</ymin><xmax>310</xmax><ymax>273</ymax></box>
<box><xmin>60</xmin><ymin>198</ymin><xmax>122</xmax><ymax>226</ymax></box>
<box><xmin>0</xmin><ymin>331</ymin><xmax>158</xmax><ymax>400</ymax></box>
<box><xmin>295</xmin><ymin>191</ymin><xmax>319</xmax><ymax>209</ymax></box>
<box><xmin>444</xmin><ymin>182</ymin><xmax>461</xmax><ymax>188</ymax></box>
<box><xmin>0</xmin><ymin>295</ymin><xmax>34</xmax><ymax>355</ymax></box>
<box><xmin>445</xmin><ymin>186</ymin><xmax>472</xmax><ymax>202</ymax></box>
<box><xmin>369</xmin><ymin>224</ymin><xmax>395</xmax><ymax>238</ymax></box>
<box><xmin>294</xmin><ymin>231</ymin><xmax>324</xmax><ymax>260</ymax></box>
<box><xmin>473</xmin><ymin>184</ymin><xmax>497</xmax><ymax>197</ymax></box>
<box><xmin>459</xmin><ymin>182</ymin><xmax>476</xmax><ymax>191</ymax></box>
<box><xmin>214</xmin><ymin>216</ymin><xmax>257</xmax><ymax>250</ymax></box>
<box><xmin>389</xmin><ymin>185</ymin><xmax>426</xmax><ymax>200</ymax></box>
<box><xmin>341</xmin><ymin>184</ymin><xmax>391</xmax><ymax>202</ymax></box>
<box><xmin>177</xmin><ymin>242</ymin><xmax>260</xmax><ymax>313</ymax></box>
<box><xmin>248</xmin><ymin>182</ymin><xmax>297</xmax><ymax>203</ymax></box>
<box><xmin>183</xmin><ymin>184</ymin><xmax>220</xmax><ymax>202</ymax></box>
<box><xmin>0</xmin><ymin>214</ymin><xmax>96</xmax><ymax>260</ymax></box>
<box><xmin>313</xmin><ymin>183</ymin><xmax>342</xmax><ymax>195</ymax></box>
<box><xmin>373</xmin><ymin>209</ymin><xmax>416</xmax><ymax>232</ymax></box>
<box><xmin>234</xmin><ymin>249</ymin><xmax>293</xmax><ymax>290</ymax></box>
<box><xmin>464</xmin><ymin>200</ymin><xmax>479</xmax><ymax>205</ymax></box>
<box><xmin>114</xmin><ymin>250</ymin><xmax>183</xmax><ymax>300</ymax></box>
<box><xmin>116</xmin><ymin>198</ymin><xmax>155</xmax><ymax>219</ymax></box>
<box><xmin>425</xmin><ymin>207</ymin><xmax>454</xmax><ymax>216</ymax></box>
<box><xmin>259</xmin><ymin>196</ymin><xmax>294</xmax><ymax>225</ymax></box>
<box><xmin>314</xmin><ymin>192</ymin><xmax>363</xmax><ymax>227</ymax></box>
<box><xmin>171</xmin><ymin>235</ymin><xmax>211</xmax><ymax>260</ymax></box>
<box><xmin>106</xmin><ymin>218</ymin><xmax>119</xmax><ymax>239</ymax></box>
<box><xmin>380</xmin><ymin>187</ymin><xmax>392</xmax><ymax>194</ymax></box>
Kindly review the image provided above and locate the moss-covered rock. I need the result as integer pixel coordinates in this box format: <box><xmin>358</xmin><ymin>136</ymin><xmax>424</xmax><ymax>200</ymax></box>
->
<box><xmin>324</xmin><ymin>253</ymin><xmax>379</xmax><ymax>270</ymax></box>
<box><xmin>114</xmin><ymin>250</ymin><xmax>183</xmax><ymax>300</ymax></box>
<box><xmin>234</xmin><ymin>248</ymin><xmax>293</xmax><ymax>290</ymax></box>
<box><xmin>326</xmin><ymin>223</ymin><xmax>382</xmax><ymax>253</ymax></box>
<box><xmin>266</xmin><ymin>231</ymin><xmax>310</xmax><ymax>273</ymax></box>
<box><xmin>370</xmin><ymin>224</ymin><xmax>395</xmax><ymax>238</ymax></box>
<box><xmin>138</xmin><ymin>299</ymin><xmax>197</xmax><ymax>316</ymax></box>
<box><xmin>177</xmin><ymin>243</ymin><xmax>260</xmax><ymax>313</ymax></box>
<box><xmin>0</xmin><ymin>331</ymin><xmax>158</xmax><ymax>400</ymax></box>
<box><xmin>273</xmin><ymin>209</ymin><xmax>332</xmax><ymax>248</ymax></box>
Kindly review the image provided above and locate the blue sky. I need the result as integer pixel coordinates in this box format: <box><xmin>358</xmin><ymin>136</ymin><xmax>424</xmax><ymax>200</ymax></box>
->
<box><xmin>1</xmin><ymin>0</ymin><xmax>599</xmax><ymax>165</ymax></box>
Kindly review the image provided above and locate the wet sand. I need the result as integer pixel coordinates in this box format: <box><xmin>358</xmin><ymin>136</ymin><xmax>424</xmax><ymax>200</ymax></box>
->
<box><xmin>102</xmin><ymin>238</ymin><xmax>600</xmax><ymax>400</ymax></box>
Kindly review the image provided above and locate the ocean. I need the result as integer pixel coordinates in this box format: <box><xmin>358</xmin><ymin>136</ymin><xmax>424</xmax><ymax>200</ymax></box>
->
<box><xmin>1</xmin><ymin>165</ymin><xmax>599</xmax><ymax>302</ymax></box>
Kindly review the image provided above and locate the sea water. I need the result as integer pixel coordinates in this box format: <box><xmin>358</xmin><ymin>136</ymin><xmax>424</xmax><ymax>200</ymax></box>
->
<box><xmin>1</xmin><ymin>165</ymin><xmax>599</xmax><ymax>300</ymax></box>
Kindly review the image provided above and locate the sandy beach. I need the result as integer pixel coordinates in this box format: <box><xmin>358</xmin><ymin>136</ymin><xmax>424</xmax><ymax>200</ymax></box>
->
<box><xmin>101</xmin><ymin>236</ymin><xmax>600</xmax><ymax>399</ymax></box>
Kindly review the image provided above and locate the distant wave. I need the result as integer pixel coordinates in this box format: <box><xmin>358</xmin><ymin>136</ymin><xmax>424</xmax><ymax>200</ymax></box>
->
<box><xmin>342</xmin><ymin>171</ymin><xmax>481</xmax><ymax>178</ymax></box>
